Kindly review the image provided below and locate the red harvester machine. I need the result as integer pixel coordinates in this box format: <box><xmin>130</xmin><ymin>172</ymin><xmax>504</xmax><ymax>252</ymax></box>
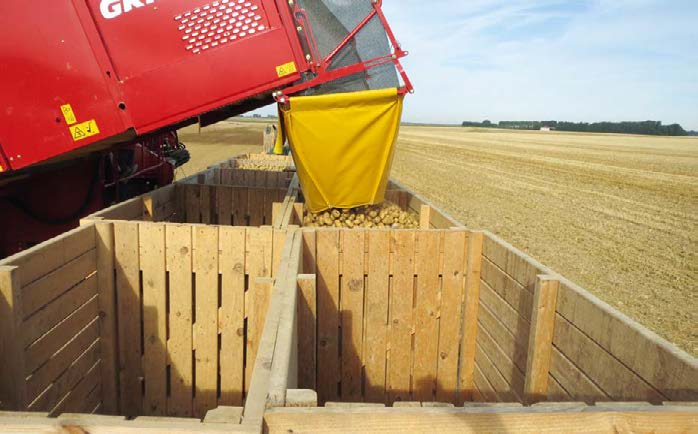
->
<box><xmin>0</xmin><ymin>0</ymin><xmax>412</xmax><ymax>258</ymax></box>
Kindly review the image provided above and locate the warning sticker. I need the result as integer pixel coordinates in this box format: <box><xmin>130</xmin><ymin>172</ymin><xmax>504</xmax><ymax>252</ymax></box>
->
<box><xmin>276</xmin><ymin>61</ymin><xmax>297</xmax><ymax>78</ymax></box>
<box><xmin>69</xmin><ymin>119</ymin><xmax>100</xmax><ymax>142</ymax></box>
<box><xmin>0</xmin><ymin>165</ymin><xmax>4</xmax><ymax>173</ymax></box>
<box><xmin>60</xmin><ymin>104</ymin><xmax>77</xmax><ymax>125</ymax></box>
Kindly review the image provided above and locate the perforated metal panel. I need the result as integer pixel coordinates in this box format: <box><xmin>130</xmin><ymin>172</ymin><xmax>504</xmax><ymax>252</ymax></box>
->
<box><xmin>175</xmin><ymin>0</ymin><xmax>271</xmax><ymax>55</ymax></box>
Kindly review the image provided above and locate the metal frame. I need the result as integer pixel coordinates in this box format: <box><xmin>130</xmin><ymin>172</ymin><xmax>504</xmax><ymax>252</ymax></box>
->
<box><xmin>275</xmin><ymin>0</ymin><xmax>413</xmax><ymax>101</ymax></box>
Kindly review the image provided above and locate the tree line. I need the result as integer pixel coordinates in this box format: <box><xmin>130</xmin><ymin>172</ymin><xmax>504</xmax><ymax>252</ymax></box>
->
<box><xmin>461</xmin><ymin>120</ymin><xmax>689</xmax><ymax>136</ymax></box>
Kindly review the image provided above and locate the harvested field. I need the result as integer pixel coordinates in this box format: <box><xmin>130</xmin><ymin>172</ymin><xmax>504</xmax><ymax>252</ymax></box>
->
<box><xmin>179</xmin><ymin>120</ymin><xmax>698</xmax><ymax>355</ymax></box>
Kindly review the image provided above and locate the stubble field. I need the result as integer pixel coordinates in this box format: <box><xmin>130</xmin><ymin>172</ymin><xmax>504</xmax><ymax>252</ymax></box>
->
<box><xmin>179</xmin><ymin>121</ymin><xmax>698</xmax><ymax>355</ymax></box>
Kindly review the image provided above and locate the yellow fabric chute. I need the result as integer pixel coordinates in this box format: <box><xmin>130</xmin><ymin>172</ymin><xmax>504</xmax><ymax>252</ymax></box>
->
<box><xmin>281</xmin><ymin>88</ymin><xmax>404</xmax><ymax>213</ymax></box>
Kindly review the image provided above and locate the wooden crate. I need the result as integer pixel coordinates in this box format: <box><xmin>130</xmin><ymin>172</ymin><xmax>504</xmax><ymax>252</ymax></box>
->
<box><xmin>0</xmin><ymin>221</ymin><xmax>293</xmax><ymax>423</ymax></box>
<box><xmin>85</xmin><ymin>183</ymin><xmax>288</xmax><ymax>227</ymax></box>
<box><xmin>292</xmin><ymin>228</ymin><xmax>481</xmax><ymax>406</ymax></box>
<box><xmin>265</xmin><ymin>227</ymin><xmax>697</xmax><ymax>410</ymax></box>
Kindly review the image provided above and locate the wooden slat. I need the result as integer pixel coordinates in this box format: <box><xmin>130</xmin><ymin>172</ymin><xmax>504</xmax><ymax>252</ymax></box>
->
<box><xmin>140</xmin><ymin>224</ymin><xmax>168</xmax><ymax>416</ymax></box>
<box><xmin>25</xmin><ymin>320</ymin><xmax>99</xmax><ymax>401</ymax></box>
<box><xmin>316</xmin><ymin>230</ymin><xmax>340</xmax><ymax>404</ymax></box>
<box><xmin>165</xmin><ymin>225</ymin><xmax>193</xmax><ymax>417</ymax></box>
<box><xmin>475</xmin><ymin>341</ymin><xmax>519</xmax><ymax>402</ymax></box>
<box><xmin>473</xmin><ymin>363</ymin><xmax>498</xmax><ymax>402</ymax></box>
<box><xmin>297</xmin><ymin>274</ymin><xmax>317</xmax><ymax>391</ymax></box>
<box><xmin>200</xmin><ymin>185</ymin><xmax>212</xmax><ymax>224</ymax></box>
<box><xmin>246</xmin><ymin>277</ymin><xmax>273</xmax><ymax>394</ymax></box>
<box><xmin>340</xmin><ymin>230</ymin><xmax>365</xmax><ymax>401</ymax></box>
<box><xmin>389</xmin><ymin>231</ymin><xmax>416</xmax><ymax>402</ymax></box>
<box><xmin>1</xmin><ymin>225</ymin><xmax>96</xmax><ymax>287</ymax></box>
<box><xmin>28</xmin><ymin>340</ymin><xmax>101</xmax><ymax>412</ymax></box>
<box><xmin>302</xmin><ymin>230</ymin><xmax>317</xmax><ymax>275</ymax></box>
<box><xmin>549</xmin><ymin>345</ymin><xmax>607</xmax><ymax>403</ymax></box>
<box><xmin>248</xmin><ymin>189</ymin><xmax>262</xmax><ymax>226</ymax></box>
<box><xmin>459</xmin><ymin>231</ymin><xmax>483</xmax><ymax>402</ymax></box>
<box><xmin>24</xmin><ymin>295</ymin><xmax>99</xmax><ymax>375</ymax></box>
<box><xmin>50</xmin><ymin>360</ymin><xmax>101</xmax><ymax>416</ymax></box>
<box><xmin>552</xmin><ymin>314</ymin><xmax>666</xmax><ymax>403</ymax></box>
<box><xmin>556</xmin><ymin>278</ymin><xmax>698</xmax><ymax>402</ymax></box>
<box><xmin>22</xmin><ymin>273</ymin><xmax>97</xmax><ymax>348</ymax></box>
<box><xmin>364</xmin><ymin>231</ymin><xmax>390</xmax><ymax>403</ymax></box>
<box><xmin>217</xmin><ymin>186</ymin><xmax>234</xmax><ymax>226</ymax></box>
<box><xmin>436</xmin><ymin>231</ymin><xmax>467</xmax><ymax>402</ymax></box>
<box><xmin>114</xmin><ymin>222</ymin><xmax>142</xmax><ymax>416</ymax></box>
<box><xmin>478</xmin><ymin>300</ymin><xmax>527</xmax><ymax>375</ymax></box>
<box><xmin>95</xmin><ymin>222</ymin><xmax>119</xmax><ymax>414</ymax></box>
<box><xmin>480</xmin><ymin>258</ymin><xmax>534</xmax><ymax>322</ymax></box>
<box><xmin>272</xmin><ymin>229</ymin><xmax>287</xmax><ymax>276</ymax></box>
<box><xmin>233</xmin><ymin>187</ymin><xmax>249</xmax><ymax>226</ymax></box>
<box><xmin>80</xmin><ymin>382</ymin><xmax>102</xmax><ymax>415</ymax></box>
<box><xmin>193</xmin><ymin>226</ymin><xmax>219</xmax><ymax>418</ymax></box>
<box><xmin>184</xmin><ymin>184</ymin><xmax>200</xmax><ymax>224</ymax></box>
<box><xmin>0</xmin><ymin>266</ymin><xmax>28</xmax><ymax>409</ymax></box>
<box><xmin>263</xmin><ymin>407</ymin><xmax>698</xmax><ymax>434</ymax></box>
<box><xmin>218</xmin><ymin>227</ymin><xmax>246</xmax><ymax>406</ymax></box>
<box><xmin>477</xmin><ymin>320</ymin><xmax>525</xmax><ymax>402</ymax></box>
<box><xmin>419</xmin><ymin>206</ymin><xmax>431</xmax><ymax>229</ymax></box>
<box><xmin>21</xmin><ymin>250</ymin><xmax>97</xmax><ymax>318</ymax></box>
<box><xmin>413</xmin><ymin>231</ymin><xmax>440</xmax><ymax>401</ymax></box>
<box><xmin>524</xmin><ymin>276</ymin><xmax>560</xmax><ymax>404</ymax></box>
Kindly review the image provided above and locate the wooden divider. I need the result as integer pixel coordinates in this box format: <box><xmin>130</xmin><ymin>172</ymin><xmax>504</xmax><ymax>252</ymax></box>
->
<box><xmin>298</xmin><ymin>229</ymin><xmax>482</xmax><ymax>406</ymax></box>
<box><xmin>478</xmin><ymin>231</ymin><xmax>698</xmax><ymax>404</ymax></box>
<box><xmin>110</xmin><ymin>222</ymin><xmax>289</xmax><ymax>419</ymax></box>
<box><xmin>215</xmin><ymin>168</ymin><xmax>294</xmax><ymax>189</ymax></box>
<box><xmin>0</xmin><ymin>225</ymin><xmax>106</xmax><ymax>416</ymax></box>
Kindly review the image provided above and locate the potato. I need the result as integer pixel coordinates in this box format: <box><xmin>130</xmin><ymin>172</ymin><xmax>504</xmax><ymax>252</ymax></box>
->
<box><xmin>305</xmin><ymin>201</ymin><xmax>419</xmax><ymax>230</ymax></box>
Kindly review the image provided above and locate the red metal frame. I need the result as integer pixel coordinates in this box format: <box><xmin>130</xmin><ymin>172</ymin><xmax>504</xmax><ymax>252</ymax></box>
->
<box><xmin>275</xmin><ymin>0</ymin><xmax>413</xmax><ymax>100</ymax></box>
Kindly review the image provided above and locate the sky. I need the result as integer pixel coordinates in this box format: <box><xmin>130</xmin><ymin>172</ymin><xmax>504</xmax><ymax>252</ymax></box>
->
<box><xmin>255</xmin><ymin>0</ymin><xmax>698</xmax><ymax>130</ymax></box>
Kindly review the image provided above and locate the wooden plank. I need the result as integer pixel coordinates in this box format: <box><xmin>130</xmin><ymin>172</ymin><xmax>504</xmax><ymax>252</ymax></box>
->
<box><xmin>364</xmin><ymin>230</ymin><xmax>390</xmax><ymax>403</ymax></box>
<box><xmin>297</xmin><ymin>275</ymin><xmax>317</xmax><ymax>391</ymax></box>
<box><xmin>24</xmin><ymin>295</ymin><xmax>100</xmax><ymax>375</ymax></box>
<box><xmin>473</xmin><ymin>363</ymin><xmax>498</xmax><ymax>402</ymax></box>
<box><xmin>272</xmin><ymin>229</ymin><xmax>287</xmax><ymax>276</ymax></box>
<box><xmin>478</xmin><ymin>300</ymin><xmax>528</xmax><ymax>376</ymax></box>
<box><xmin>246</xmin><ymin>277</ymin><xmax>274</xmax><ymax>394</ymax></box>
<box><xmin>233</xmin><ymin>187</ymin><xmax>249</xmax><ymax>226</ymax></box>
<box><xmin>25</xmin><ymin>320</ymin><xmax>99</xmax><ymax>401</ymax></box>
<box><xmin>193</xmin><ymin>225</ymin><xmax>220</xmax><ymax>418</ymax></box>
<box><xmin>95</xmin><ymin>222</ymin><xmax>119</xmax><ymax>414</ymax></box>
<box><xmin>549</xmin><ymin>345</ymin><xmax>607</xmax><ymax>403</ymax></box>
<box><xmin>217</xmin><ymin>186</ymin><xmax>234</xmax><ymax>226</ymax></box>
<box><xmin>22</xmin><ymin>273</ymin><xmax>97</xmax><ymax>348</ymax></box>
<box><xmin>480</xmin><ymin>258</ymin><xmax>534</xmax><ymax>322</ymax></box>
<box><xmin>479</xmin><ymin>280</ymin><xmax>530</xmax><ymax>349</ymax></box>
<box><xmin>218</xmin><ymin>227</ymin><xmax>246</xmax><ymax>406</ymax></box>
<box><xmin>340</xmin><ymin>230</ymin><xmax>365</xmax><ymax>402</ymax></box>
<box><xmin>165</xmin><ymin>225</ymin><xmax>193</xmax><ymax>417</ymax></box>
<box><xmin>475</xmin><ymin>341</ymin><xmax>519</xmax><ymax>402</ymax></box>
<box><xmin>293</xmin><ymin>203</ymin><xmax>304</xmax><ymax>226</ymax></box>
<box><xmin>0</xmin><ymin>266</ymin><xmax>28</xmax><ymax>410</ymax></box>
<box><xmin>301</xmin><ymin>230</ymin><xmax>317</xmax><ymax>275</ymax></box>
<box><xmin>477</xmin><ymin>320</ymin><xmax>525</xmax><ymax>401</ymax></box>
<box><xmin>556</xmin><ymin>278</ymin><xmax>698</xmax><ymax>402</ymax></box>
<box><xmin>552</xmin><ymin>314</ymin><xmax>666</xmax><ymax>403</ymax></box>
<box><xmin>200</xmin><ymin>185</ymin><xmax>212</xmax><ymax>224</ymax></box>
<box><xmin>459</xmin><ymin>231</ymin><xmax>483</xmax><ymax>403</ymax></box>
<box><xmin>263</xmin><ymin>408</ymin><xmax>698</xmax><ymax>434</ymax></box>
<box><xmin>140</xmin><ymin>224</ymin><xmax>168</xmax><ymax>416</ymax></box>
<box><xmin>315</xmin><ymin>230</ymin><xmax>340</xmax><ymax>404</ymax></box>
<box><xmin>0</xmin><ymin>225</ymin><xmax>95</xmax><ymax>286</ymax></box>
<box><xmin>21</xmin><ymin>250</ymin><xmax>97</xmax><ymax>318</ymax></box>
<box><xmin>114</xmin><ymin>222</ymin><xmax>142</xmax><ymax>417</ymax></box>
<box><xmin>50</xmin><ymin>360</ymin><xmax>101</xmax><ymax>416</ymax></box>
<box><xmin>389</xmin><ymin>230</ymin><xmax>416</xmax><ymax>402</ymax></box>
<box><xmin>80</xmin><ymin>383</ymin><xmax>102</xmax><ymax>415</ymax></box>
<box><xmin>248</xmin><ymin>189</ymin><xmax>263</xmax><ymax>226</ymax></box>
<box><xmin>412</xmin><ymin>231</ymin><xmax>440</xmax><ymax>401</ymax></box>
<box><xmin>436</xmin><ymin>231</ymin><xmax>466</xmax><ymax>403</ymax></box>
<box><xmin>185</xmin><ymin>184</ymin><xmax>201</xmax><ymax>224</ymax></box>
<box><xmin>524</xmin><ymin>276</ymin><xmax>560</xmax><ymax>405</ymax></box>
<box><xmin>28</xmin><ymin>340</ymin><xmax>101</xmax><ymax>412</ymax></box>
<box><xmin>419</xmin><ymin>205</ymin><xmax>431</xmax><ymax>229</ymax></box>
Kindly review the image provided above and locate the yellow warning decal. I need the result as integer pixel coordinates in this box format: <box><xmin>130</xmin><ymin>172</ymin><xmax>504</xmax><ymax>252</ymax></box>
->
<box><xmin>69</xmin><ymin>119</ymin><xmax>100</xmax><ymax>142</ymax></box>
<box><xmin>276</xmin><ymin>61</ymin><xmax>297</xmax><ymax>78</ymax></box>
<box><xmin>60</xmin><ymin>104</ymin><xmax>77</xmax><ymax>125</ymax></box>
<box><xmin>0</xmin><ymin>165</ymin><xmax>4</xmax><ymax>173</ymax></box>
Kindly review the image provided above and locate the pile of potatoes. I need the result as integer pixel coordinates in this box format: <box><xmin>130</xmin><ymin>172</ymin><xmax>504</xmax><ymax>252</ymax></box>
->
<box><xmin>235</xmin><ymin>160</ymin><xmax>288</xmax><ymax>172</ymax></box>
<box><xmin>304</xmin><ymin>202</ymin><xmax>420</xmax><ymax>229</ymax></box>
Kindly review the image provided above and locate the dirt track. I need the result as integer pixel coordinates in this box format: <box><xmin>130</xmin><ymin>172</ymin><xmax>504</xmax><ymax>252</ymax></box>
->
<box><xmin>179</xmin><ymin>121</ymin><xmax>698</xmax><ymax>355</ymax></box>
